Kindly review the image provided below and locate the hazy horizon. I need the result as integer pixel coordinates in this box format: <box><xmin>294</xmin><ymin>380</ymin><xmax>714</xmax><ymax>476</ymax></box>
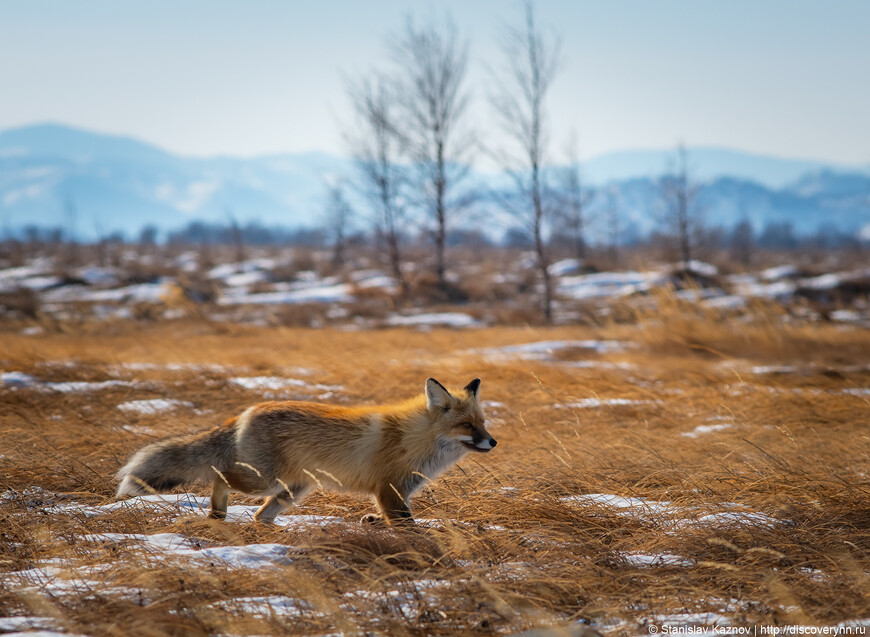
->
<box><xmin>1</xmin><ymin>1</ymin><xmax>868</xmax><ymax>165</ymax></box>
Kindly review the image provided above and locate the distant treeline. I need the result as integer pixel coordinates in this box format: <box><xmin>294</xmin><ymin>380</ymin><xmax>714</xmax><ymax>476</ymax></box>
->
<box><xmin>5</xmin><ymin>219</ymin><xmax>865</xmax><ymax>252</ymax></box>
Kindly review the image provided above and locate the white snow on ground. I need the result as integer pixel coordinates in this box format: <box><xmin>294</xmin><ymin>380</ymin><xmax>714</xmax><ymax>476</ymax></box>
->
<box><xmin>727</xmin><ymin>267</ymin><xmax>869</xmax><ymax>302</ymax></box>
<box><xmin>701</xmin><ymin>294</ymin><xmax>747</xmax><ymax>310</ymax></box>
<box><xmin>831</xmin><ymin>309</ymin><xmax>862</xmax><ymax>323</ymax></box>
<box><xmin>214</xmin><ymin>595</ymin><xmax>317</xmax><ymax>618</ymax></box>
<box><xmin>564</xmin><ymin>493</ymin><xmax>785</xmax><ymax>529</ymax></box>
<box><xmin>682</xmin><ymin>260</ymin><xmax>719</xmax><ymax>277</ymax></box>
<box><xmin>567</xmin><ymin>493</ymin><xmax>673</xmax><ymax>516</ymax></box>
<box><xmin>350</xmin><ymin>269</ymin><xmax>398</xmax><ymax>293</ymax></box>
<box><xmin>621</xmin><ymin>552</ymin><xmax>693</xmax><ymax>568</ymax></box>
<box><xmin>761</xmin><ymin>265</ymin><xmax>800</xmax><ymax>281</ymax></box>
<box><xmin>120</xmin><ymin>424</ymin><xmax>159</xmax><ymax>436</ymax></box>
<box><xmin>548</xmin><ymin>258</ymin><xmax>582</xmax><ymax>276</ymax></box>
<box><xmin>681</xmin><ymin>423</ymin><xmax>734</xmax><ymax>438</ymax></box>
<box><xmin>229</xmin><ymin>376</ymin><xmax>341</xmax><ymax>394</ymax></box>
<box><xmin>386</xmin><ymin>312</ymin><xmax>481</xmax><ymax>328</ymax></box>
<box><xmin>471</xmin><ymin>339</ymin><xmax>631</xmax><ymax>361</ymax></box>
<box><xmin>82</xmin><ymin>533</ymin><xmax>295</xmax><ymax>568</ymax></box>
<box><xmin>45</xmin><ymin>380</ymin><xmax>139</xmax><ymax>393</ymax></box>
<box><xmin>42</xmin><ymin>281</ymin><xmax>170</xmax><ymax>303</ymax></box>
<box><xmin>219</xmin><ymin>282</ymin><xmax>353</xmax><ymax>305</ymax></box>
<box><xmin>59</xmin><ymin>493</ymin><xmax>343</xmax><ymax>529</ymax></box>
<box><xmin>558</xmin><ymin>360</ymin><xmax>635</xmax><ymax>370</ymax></box>
<box><xmin>0</xmin><ymin>372</ymin><xmax>143</xmax><ymax>393</ymax></box>
<box><xmin>559</xmin><ymin>398</ymin><xmax>659</xmax><ymax>409</ymax></box>
<box><xmin>207</xmin><ymin>259</ymin><xmax>278</xmax><ymax>281</ymax></box>
<box><xmin>729</xmin><ymin>278</ymin><xmax>797</xmax><ymax>300</ymax></box>
<box><xmin>751</xmin><ymin>365</ymin><xmax>799</xmax><ymax>374</ymax></box>
<box><xmin>800</xmin><ymin>273</ymin><xmax>843</xmax><ymax>290</ymax></box>
<box><xmin>1</xmin><ymin>371</ymin><xmax>37</xmax><ymax>387</ymax></box>
<box><xmin>116</xmin><ymin>399</ymin><xmax>194</xmax><ymax>414</ymax></box>
<box><xmin>0</xmin><ymin>617</ymin><xmax>62</xmax><ymax>633</ymax></box>
<box><xmin>650</xmin><ymin>611</ymin><xmax>733</xmax><ymax>627</ymax></box>
<box><xmin>75</xmin><ymin>266</ymin><xmax>120</xmax><ymax>286</ymax></box>
<box><xmin>342</xmin><ymin>580</ymin><xmax>454</xmax><ymax>617</ymax></box>
<box><xmin>223</xmin><ymin>270</ymin><xmax>271</xmax><ymax>288</ymax></box>
<box><xmin>229</xmin><ymin>376</ymin><xmax>332</xmax><ymax>390</ymax></box>
<box><xmin>558</xmin><ymin>270</ymin><xmax>668</xmax><ymax>300</ymax></box>
<box><xmin>113</xmin><ymin>361</ymin><xmax>234</xmax><ymax>373</ymax></box>
<box><xmin>3</xmin><ymin>563</ymin><xmax>120</xmax><ymax>596</ymax></box>
<box><xmin>0</xmin><ymin>263</ymin><xmax>66</xmax><ymax>293</ymax></box>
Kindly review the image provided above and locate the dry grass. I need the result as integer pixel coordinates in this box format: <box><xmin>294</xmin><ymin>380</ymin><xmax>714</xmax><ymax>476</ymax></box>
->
<box><xmin>1</xmin><ymin>307</ymin><xmax>869</xmax><ymax>635</ymax></box>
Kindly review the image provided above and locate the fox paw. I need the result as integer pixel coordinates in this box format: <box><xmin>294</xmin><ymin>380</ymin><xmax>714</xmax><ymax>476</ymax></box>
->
<box><xmin>360</xmin><ymin>513</ymin><xmax>385</xmax><ymax>525</ymax></box>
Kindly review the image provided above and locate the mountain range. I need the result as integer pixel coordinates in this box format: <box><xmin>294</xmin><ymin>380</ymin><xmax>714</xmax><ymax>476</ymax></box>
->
<box><xmin>1</xmin><ymin>123</ymin><xmax>868</xmax><ymax>241</ymax></box>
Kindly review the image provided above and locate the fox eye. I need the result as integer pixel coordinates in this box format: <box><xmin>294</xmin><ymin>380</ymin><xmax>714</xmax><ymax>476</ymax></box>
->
<box><xmin>460</xmin><ymin>422</ymin><xmax>473</xmax><ymax>429</ymax></box>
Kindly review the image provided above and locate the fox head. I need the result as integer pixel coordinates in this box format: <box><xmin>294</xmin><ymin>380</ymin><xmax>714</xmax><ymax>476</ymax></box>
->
<box><xmin>425</xmin><ymin>377</ymin><xmax>497</xmax><ymax>453</ymax></box>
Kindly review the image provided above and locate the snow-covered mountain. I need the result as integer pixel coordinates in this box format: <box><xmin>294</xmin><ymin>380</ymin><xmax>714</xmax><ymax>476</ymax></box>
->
<box><xmin>581</xmin><ymin>147</ymin><xmax>862</xmax><ymax>190</ymax></box>
<box><xmin>0</xmin><ymin>122</ymin><xmax>868</xmax><ymax>240</ymax></box>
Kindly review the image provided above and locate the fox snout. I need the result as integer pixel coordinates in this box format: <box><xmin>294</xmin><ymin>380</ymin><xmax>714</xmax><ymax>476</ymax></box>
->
<box><xmin>478</xmin><ymin>436</ymin><xmax>497</xmax><ymax>451</ymax></box>
<box><xmin>466</xmin><ymin>433</ymin><xmax>497</xmax><ymax>452</ymax></box>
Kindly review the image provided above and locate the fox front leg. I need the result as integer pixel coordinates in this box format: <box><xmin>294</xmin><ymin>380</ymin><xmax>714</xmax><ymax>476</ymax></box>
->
<box><xmin>371</xmin><ymin>484</ymin><xmax>413</xmax><ymax>525</ymax></box>
<box><xmin>253</xmin><ymin>485</ymin><xmax>311</xmax><ymax>524</ymax></box>
<box><xmin>254</xmin><ymin>496</ymin><xmax>287</xmax><ymax>524</ymax></box>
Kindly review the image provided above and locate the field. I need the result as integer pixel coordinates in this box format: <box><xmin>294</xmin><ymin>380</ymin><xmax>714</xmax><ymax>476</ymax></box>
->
<box><xmin>2</xmin><ymin>290</ymin><xmax>870</xmax><ymax>636</ymax></box>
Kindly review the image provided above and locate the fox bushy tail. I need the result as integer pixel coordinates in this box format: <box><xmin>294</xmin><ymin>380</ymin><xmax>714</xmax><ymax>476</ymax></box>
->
<box><xmin>115</xmin><ymin>427</ymin><xmax>236</xmax><ymax>496</ymax></box>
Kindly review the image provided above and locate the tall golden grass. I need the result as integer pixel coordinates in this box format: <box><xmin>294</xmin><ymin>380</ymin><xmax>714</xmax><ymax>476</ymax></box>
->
<box><xmin>1</xmin><ymin>304</ymin><xmax>869</xmax><ymax>635</ymax></box>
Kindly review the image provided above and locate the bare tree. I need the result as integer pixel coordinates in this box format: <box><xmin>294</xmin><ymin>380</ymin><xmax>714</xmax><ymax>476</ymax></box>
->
<box><xmin>63</xmin><ymin>194</ymin><xmax>79</xmax><ymax>266</ymax></box>
<box><xmin>660</xmin><ymin>143</ymin><xmax>703</xmax><ymax>269</ymax></box>
<box><xmin>557</xmin><ymin>132</ymin><xmax>594</xmax><ymax>263</ymax></box>
<box><xmin>345</xmin><ymin>75</ymin><xmax>408</xmax><ymax>294</ymax></box>
<box><xmin>490</xmin><ymin>0</ymin><xmax>561</xmax><ymax>321</ymax></box>
<box><xmin>391</xmin><ymin>15</ymin><xmax>474</xmax><ymax>289</ymax></box>
<box><xmin>324</xmin><ymin>181</ymin><xmax>353</xmax><ymax>267</ymax></box>
<box><xmin>226</xmin><ymin>209</ymin><xmax>246</xmax><ymax>267</ymax></box>
<box><xmin>729</xmin><ymin>218</ymin><xmax>754</xmax><ymax>267</ymax></box>
<box><xmin>604</xmin><ymin>186</ymin><xmax>620</xmax><ymax>266</ymax></box>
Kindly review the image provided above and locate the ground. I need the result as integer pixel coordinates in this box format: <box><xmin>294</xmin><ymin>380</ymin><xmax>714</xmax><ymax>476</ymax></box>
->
<box><xmin>1</xmin><ymin>309</ymin><xmax>869</xmax><ymax>636</ymax></box>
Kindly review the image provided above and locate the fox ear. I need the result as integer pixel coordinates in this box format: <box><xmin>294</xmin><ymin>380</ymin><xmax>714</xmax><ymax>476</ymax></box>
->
<box><xmin>464</xmin><ymin>378</ymin><xmax>481</xmax><ymax>398</ymax></box>
<box><xmin>425</xmin><ymin>378</ymin><xmax>452</xmax><ymax>411</ymax></box>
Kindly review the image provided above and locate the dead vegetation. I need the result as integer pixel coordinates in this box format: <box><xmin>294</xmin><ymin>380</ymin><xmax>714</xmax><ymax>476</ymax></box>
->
<box><xmin>1</xmin><ymin>305</ymin><xmax>869</xmax><ymax>635</ymax></box>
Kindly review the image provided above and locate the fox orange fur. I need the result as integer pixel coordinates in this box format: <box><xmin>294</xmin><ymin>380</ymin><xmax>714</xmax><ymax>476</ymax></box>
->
<box><xmin>116</xmin><ymin>378</ymin><xmax>496</xmax><ymax>524</ymax></box>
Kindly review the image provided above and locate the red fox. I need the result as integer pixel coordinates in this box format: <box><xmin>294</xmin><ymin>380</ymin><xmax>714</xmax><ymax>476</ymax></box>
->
<box><xmin>116</xmin><ymin>378</ymin><xmax>496</xmax><ymax>524</ymax></box>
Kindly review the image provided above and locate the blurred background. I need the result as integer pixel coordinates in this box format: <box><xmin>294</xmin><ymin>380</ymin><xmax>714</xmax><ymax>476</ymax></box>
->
<box><xmin>0</xmin><ymin>0</ymin><xmax>868</xmax><ymax>326</ymax></box>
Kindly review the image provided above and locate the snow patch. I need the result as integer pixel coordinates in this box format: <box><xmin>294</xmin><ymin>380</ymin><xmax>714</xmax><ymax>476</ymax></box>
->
<box><xmin>229</xmin><ymin>376</ymin><xmax>341</xmax><ymax>395</ymax></box>
<box><xmin>621</xmin><ymin>552</ymin><xmax>693</xmax><ymax>568</ymax></box>
<box><xmin>214</xmin><ymin>595</ymin><xmax>317</xmax><ymax>618</ymax></box>
<box><xmin>45</xmin><ymin>380</ymin><xmax>139</xmax><ymax>393</ymax></box>
<box><xmin>219</xmin><ymin>282</ymin><xmax>353</xmax><ymax>305</ymax></box>
<box><xmin>387</xmin><ymin>312</ymin><xmax>481</xmax><ymax>328</ymax></box>
<box><xmin>85</xmin><ymin>533</ymin><xmax>295</xmax><ymax>568</ymax></box>
<box><xmin>1</xmin><ymin>371</ymin><xmax>37</xmax><ymax>387</ymax></box>
<box><xmin>0</xmin><ymin>616</ymin><xmax>61</xmax><ymax>632</ymax></box>
<box><xmin>558</xmin><ymin>270</ymin><xmax>668</xmax><ymax>300</ymax></box>
<box><xmin>116</xmin><ymin>399</ymin><xmax>194</xmax><ymax>414</ymax></box>
<box><xmin>564</xmin><ymin>493</ymin><xmax>785</xmax><ymax>529</ymax></box>
<box><xmin>560</xmin><ymin>398</ymin><xmax>658</xmax><ymax>409</ymax></box>
<box><xmin>472</xmin><ymin>339</ymin><xmax>630</xmax><ymax>361</ymax></box>
<box><xmin>72</xmin><ymin>493</ymin><xmax>344</xmax><ymax>529</ymax></box>
<box><xmin>681</xmin><ymin>423</ymin><xmax>734</xmax><ymax>438</ymax></box>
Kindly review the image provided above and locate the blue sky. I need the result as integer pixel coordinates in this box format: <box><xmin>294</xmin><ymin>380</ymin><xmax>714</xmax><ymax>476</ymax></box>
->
<box><xmin>1</xmin><ymin>1</ymin><xmax>867</xmax><ymax>164</ymax></box>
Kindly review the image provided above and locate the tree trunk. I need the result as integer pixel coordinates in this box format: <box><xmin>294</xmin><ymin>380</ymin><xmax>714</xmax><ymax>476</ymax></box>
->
<box><xmin>434</xmin><ymin>138</ymin><xmax>447</xmax><ymax>289</ymax></box>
